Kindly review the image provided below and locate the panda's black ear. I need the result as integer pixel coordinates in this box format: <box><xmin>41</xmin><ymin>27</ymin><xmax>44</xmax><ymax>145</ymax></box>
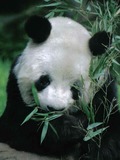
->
<box><xmin>25</xmin><ymin>15</ymin><xmax>52</xmax><ymax>43</ymax></box>
<box><xmin>89</xmin><ymin>31</ymin><xmax>112</xmax><ymax>56</ymax></box>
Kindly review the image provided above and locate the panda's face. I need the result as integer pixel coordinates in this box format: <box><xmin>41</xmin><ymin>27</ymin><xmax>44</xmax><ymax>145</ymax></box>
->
<box><xmin>14</xmin><ymin>16</ymin><xmax>110</xmax><ymax>111</ymax></box>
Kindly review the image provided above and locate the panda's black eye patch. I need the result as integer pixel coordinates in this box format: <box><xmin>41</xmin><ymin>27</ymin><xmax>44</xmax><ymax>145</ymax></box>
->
<box><xmin>71</xmin><ymin>87</ymin><xmax>80</xmax><ymax>100</ymax></box>
<box><xmin>71</xmin><ymin>82</ymin><xmax>81</xmax><ymax>100</ymax></box>
<box><xmin>35</xmin><ymin>75</ymin><xmax>51</xmax><ymax>91</ymax></box>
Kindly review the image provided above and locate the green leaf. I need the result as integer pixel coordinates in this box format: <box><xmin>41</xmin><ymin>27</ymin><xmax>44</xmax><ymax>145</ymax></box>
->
<box><xmin>84</xmin><ymin>126</ymin><xmax>108</xmax><ymax>141</ymax></box>
<box><xmin>112</xmin><ymin>59</ymin><xmax>120</xmax><ymax>66</ymax></box>
<box><xmin>44</xmin><ymin>0</ymin><xmax>50</xmax><ymax>2</ymax></box>
<box><xmin>34</xmin><ymin>112</ymin><xmax>49</xmax><ymax>117</ymax></box>
<box><xmin>87</xmin><ymin>122</ymin><xmax>103</xmax><ymax>130</ymax></box>
<box><xmin>41</xmin><ymin>121</ymin><xmax>49</xmax><ymax>144</ymax></box>
<box><xmin>45</xmin><ymin>12</ymin><xmax>55</xmax><ymax>18</ymax></box>
<box><xmin>80</xmin><ymin>101</ymin><xmax>90</xmax><ymax>121</ymax></box>
<box><xmin>46</xmin><ymin>114</ymin><xmax>63</xmax><ymax>121</ymax></box>
<box><xmin>113</xmin><ymin>67</ymin><xmax>120</xmax><ymax>76</ymax></box>
<box><xmin>49</xmin><ymin>122</ymin><xmax>59</xmax><ymax>139</ymax></box>
<box><xmin>32</xmin><ymin>84</ymin><xmax>40</xmax><ymax>106</ymax></box>
<box><xmin>74</xmin><ymin>0</ymin><xmax>81</xmax><ymax>3</ymax></box>
<box><xmin>38</xmin><ymin>2</ymin><xmax>62</xmax><ymax>8</ymax></box>
<box><xmin>21</xmin><ymin>107</ymin><xmax>38</xmax><ymax>125</ymax></box>
<box><xmin>31</xmin><ymin>117</ymin><xmax>44</xmax><ymax>122</ymax></box>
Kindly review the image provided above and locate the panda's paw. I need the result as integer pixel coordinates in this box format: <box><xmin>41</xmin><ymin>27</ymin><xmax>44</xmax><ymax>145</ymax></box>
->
<box><xmin>60</xmin><ymin>114</ymin><xmax>87</xmax><ymax>142</ymax></box>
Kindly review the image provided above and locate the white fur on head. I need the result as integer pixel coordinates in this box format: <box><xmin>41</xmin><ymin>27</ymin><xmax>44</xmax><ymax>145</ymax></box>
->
<box><xmin>14</xmin><ymin>17</ymin><xmax>92</xmax><ymax>110</ymax></box>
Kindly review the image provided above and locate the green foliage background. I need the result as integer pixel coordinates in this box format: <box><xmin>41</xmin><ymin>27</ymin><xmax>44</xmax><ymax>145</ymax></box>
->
<box><xmin>0</xmin><ymin>60</ymin><xmax>11</xmax><ymax>115</ymax></box>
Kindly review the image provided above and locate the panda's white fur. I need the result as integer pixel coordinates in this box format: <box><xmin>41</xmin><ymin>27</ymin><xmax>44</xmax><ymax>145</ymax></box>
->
<box><xmin>14</xmin><ymin>17</ymin><xmax>92</xmax><ymax>111</ymax></box>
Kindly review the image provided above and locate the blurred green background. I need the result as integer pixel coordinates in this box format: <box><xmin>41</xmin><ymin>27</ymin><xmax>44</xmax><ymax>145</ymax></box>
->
<box><xmin>0</xmin><ymin>0</ymin><xmax>120</xmax><ymax>116</ymax></box>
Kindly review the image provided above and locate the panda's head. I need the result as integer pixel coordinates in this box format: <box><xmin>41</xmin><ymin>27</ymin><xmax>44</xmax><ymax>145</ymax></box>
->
<box><xmin>14</xmin><ymin>16</ymin><xmax>111</xmax><ymax>112</ymax></box>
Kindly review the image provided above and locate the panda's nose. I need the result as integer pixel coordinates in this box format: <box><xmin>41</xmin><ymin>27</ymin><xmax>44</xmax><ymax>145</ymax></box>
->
<box><xmin>47</xmin><ymin>106</ymin><xmax>64</xmax><ymax>112</ymax></box>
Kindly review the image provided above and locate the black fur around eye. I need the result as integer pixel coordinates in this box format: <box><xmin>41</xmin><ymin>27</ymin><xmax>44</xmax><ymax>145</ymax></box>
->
<box><xmin>71</xmin><ymin>86</ymin><xmax>80</xmax><ymax>100</ymax></box>
<box><xmin>71</xmin><ymin>81</ymin><xmax>81</xmax><ymax>100</ymax></box>
<box><xmin>35</xmin><ymin>75</ymin><xmax>51</xmax><ymax>91</ymax></box>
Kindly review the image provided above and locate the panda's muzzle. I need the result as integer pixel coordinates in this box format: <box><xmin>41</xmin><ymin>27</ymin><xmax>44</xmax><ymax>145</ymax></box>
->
<box><xmin>47</xmin><ymin>105</ymin><xmax>64</xmax><ymax>112</ymax></box>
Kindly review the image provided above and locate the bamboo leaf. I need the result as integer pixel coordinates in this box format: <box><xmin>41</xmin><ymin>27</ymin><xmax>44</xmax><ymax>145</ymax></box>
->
<box><xmin>40</xmin><ymin>121</ymin><xmax>49</xmax><ymax>144</ymax></box>
<box><xmin>46</xmin><ymin>114</ymin><xmax>63</xmax><ymax>121</ymax></box>
<box><xmin>87</xmin><ymin>122</ymin><xmax>103</xmax><ymax>130</ymax></box>
<box><xmin>21</xmin><ymin>107</ymin><xmax>38</xmax><ymax>125</ymax></box>
<box><xmin>49</xmin><ymin>122</ymin><xmax>59</xmax><ymax>139</ymax></box>
<box><xmin>74</xmin><ymin>0</ymin><xmax>81</xmax><ymax>3</ymax></box>
<box><xmin>34</xmin><ymin>112</ymin><xmax>49</xmax><ymax>117</ymax></box>
<box><xmin>44</xmin><ymin>0</ymin><xmax>51</xmax><ymax>2</ymax></box>
<box><xmin>112</xmin><ymin>59</ymin><xmax>120</xmax><ymax>66</ymax></box>
<box><xmin>46</xmin><ymin>12</ymin><xmax>55</xmax><ymax>18</ymax></box>
<box><xmin>38</xmin><ymin>2</ymin><xmax>62</xmax><ymax>8</ymax></box>
<box><xmin>32</xmin><ymin>84</ymin><xmax>40</xmax><ymax>106</ymax></box>
<box><xmin>80</xmin><ymin>101</ymin><xmax>90</xmax><ymax>121</ymax></box>
<box><xmin>84</xmin><ymin>126</ymin><xmax>108</xmax><ymax>141</ymax></box>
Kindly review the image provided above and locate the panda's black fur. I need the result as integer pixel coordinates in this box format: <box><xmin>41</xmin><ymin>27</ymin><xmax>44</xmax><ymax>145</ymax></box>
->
<box><xmin>0</xmin><ymin>16</ymin><xmax>120</xmax><ymax>160</ymax></box>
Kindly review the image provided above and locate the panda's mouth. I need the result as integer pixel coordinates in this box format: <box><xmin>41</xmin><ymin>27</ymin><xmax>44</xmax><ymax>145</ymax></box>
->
<box><xmin>37</xmin><ymin>103</ymin><xmax>81</xmax><ymax>115</ymax></box>
<box><xmin>47</xmin><ymin>105</ymin><xmax>65</xmax><ymax>112</ymax></box>
<box><xmin>35</xmin><ymin>104</ymin><xmax>66</xmax><ymax>114</ymax></box>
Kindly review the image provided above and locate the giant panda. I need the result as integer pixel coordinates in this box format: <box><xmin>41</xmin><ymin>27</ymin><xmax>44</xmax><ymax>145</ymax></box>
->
<box><xmin>0</xmin><ymin>15</ymin><xmax>120</xmax><ymax>160</ymax></box>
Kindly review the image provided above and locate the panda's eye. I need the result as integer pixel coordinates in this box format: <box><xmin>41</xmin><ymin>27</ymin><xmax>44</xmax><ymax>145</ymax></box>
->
<box><xmin>35</xmin><ymin>75</ymin><xmax>51</xmax><ymax>91</ymax></box>
<box><xmin>71</xmin><ymin>87</ymin><xmax>80</xmax><ymax>100</ymax></box>
<box><xmin>71</xmin><ymin>81</ymin><xmax>81</xmax><ymax>100</ymax></box>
